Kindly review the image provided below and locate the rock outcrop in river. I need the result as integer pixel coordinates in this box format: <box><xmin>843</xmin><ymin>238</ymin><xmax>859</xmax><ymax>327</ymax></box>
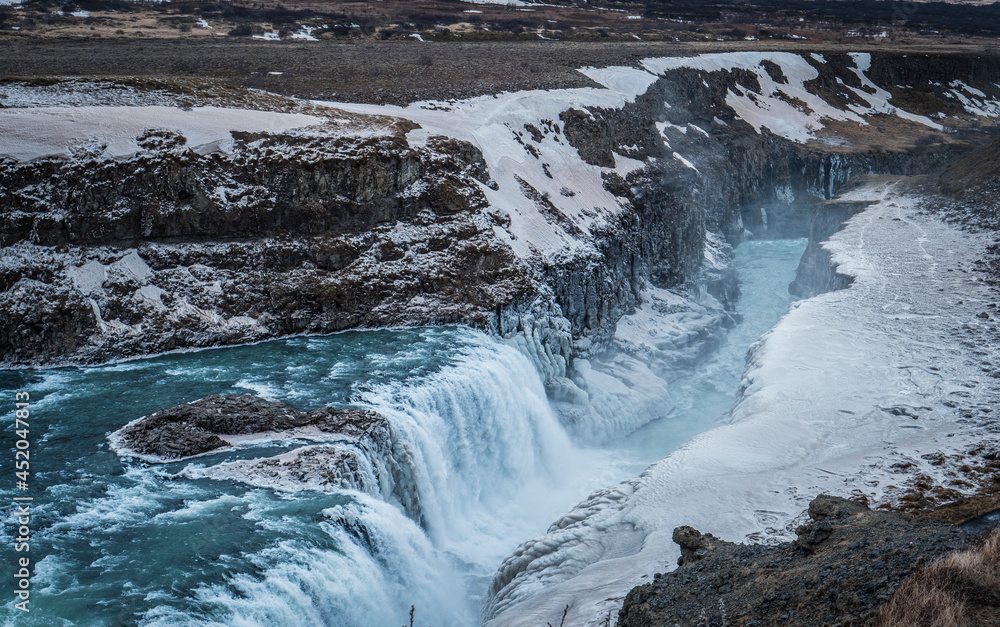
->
<box><xmin>111</xmin><ymin>393</ymin><xmax>423</xmax><ymax>520</ymax></box>
<box><xmin>112</xmin><ymin>393</ymin><xmax>379</xmax><ymax>459</ymax></box>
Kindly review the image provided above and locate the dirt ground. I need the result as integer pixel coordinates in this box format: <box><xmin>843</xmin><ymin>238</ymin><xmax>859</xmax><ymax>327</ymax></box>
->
<box><xmin>2</xmin><ymin>37</ymin><xmax>1000</xmax><ymax>104</ymax></box>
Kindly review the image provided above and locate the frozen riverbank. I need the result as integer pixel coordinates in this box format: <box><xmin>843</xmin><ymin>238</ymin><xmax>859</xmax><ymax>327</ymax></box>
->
<box><xmin>486</xmin><ymin>177</ymin><xmax>1000</xmax><ymax>627</ymax></box>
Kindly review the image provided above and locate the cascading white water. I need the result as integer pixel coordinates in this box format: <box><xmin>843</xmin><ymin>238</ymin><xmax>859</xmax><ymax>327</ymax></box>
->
<box><xmin>358</xmin><ymin>335</ymin><xmax>581</xmax><ymax>548</ymax></box>
<box><xmin>166</xmin><ymin>332</ymin><xmax>608</xmax><ymax>627</ymax></box>
<box><xmin>1</xmin><ymin>327</ymin><xmax>613</xmax><ymax>627</ymax></box>
<box><xmin>145</xmin><ymin>493</ymin><xmax>473</xmax><ymax>627</ymax></box>
<box><xmin>167</xmin><ymin>337</ymin><xmax>594</xmax><ymax>625</ymax></box>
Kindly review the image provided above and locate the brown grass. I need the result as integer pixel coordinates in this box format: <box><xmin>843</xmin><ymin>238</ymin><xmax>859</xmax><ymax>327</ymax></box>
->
<box><xmin>880</xmin><ymin>526</ymin><xmax>1000</xmax><ymax>627</ymax></box>
<box><xmin>941</xmin><ymin>135</ymin><xmax>1000</xmax><ymax>195</ymax></box>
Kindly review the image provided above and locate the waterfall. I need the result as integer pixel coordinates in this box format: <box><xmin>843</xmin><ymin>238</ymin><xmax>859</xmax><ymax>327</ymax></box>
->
<box><xmin>1</xmin><ymin>240</ymin><xmax>809</xmax><ymax>627</ymax></box>
<box><xmin>142</xmin><ymin>493</ymin><xmax>475</xmax><ymax>627</ymax></box>
<box><xmin>357</xmin><ymin>329</ymin><xmax>578</xmax><ymax>545</ymax></box>
<box><xmin>150</xmin><ymin>328</ymin><xmax>587</xmax><ymax>627</ymax></box>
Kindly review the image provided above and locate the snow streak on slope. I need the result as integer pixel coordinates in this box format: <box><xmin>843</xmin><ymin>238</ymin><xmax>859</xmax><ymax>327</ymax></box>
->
<box><xmin>315</xmin><ymin>52</ymin><xmax>995</xmax><ymax>261</ymax></box>
<box><xmin>642</xmin><ymin>52</ymin><xmax>941</xmax><ymax>142</ymax></box>
<box><xmin>486</xmin><ymin>180</ymin><xmax>1000</xmax><ymax>627</ymax></box>
<box><xmin>317</xmin><ymin>67</ymin><xmax>658</xmax><ymax>258</ymax></box>
<box><xmin>0</xmin><ymin>106</ymin><xmax>324</xmax><ymax>162</ymax></box>
<box><xmin>946</xmin><ymin>80</ymin><xmax>1000</xmax><ymax>117</ymax></box>
<box><xmin>843</xmin><ymin>53</ymin><xmax>942</xmax><ymax>129</ymax></box>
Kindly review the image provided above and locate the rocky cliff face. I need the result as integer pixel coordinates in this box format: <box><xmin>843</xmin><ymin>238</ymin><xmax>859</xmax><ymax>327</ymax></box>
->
<box><xmin>3</xmin><ymin>52</ymin><xmax>1000</xmax><ymax>407</ymax></box>
<box><xmin>0</xmin><ymin>121</ymin><xmax>532</xmax><ymax>365</ymax></box>
<box><xmin>492</xmin><ymin>50</ymin><xmax>1000</xmax><ymax>394</ymax></box>
<box><xmin>789</xmin><ymin>184</ymin><xmax>879</xmax><ymax>298</ymax></box>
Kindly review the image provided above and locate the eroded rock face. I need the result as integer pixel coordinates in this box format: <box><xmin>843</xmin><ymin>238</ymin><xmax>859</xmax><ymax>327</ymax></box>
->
<box><xmin>0</xmin><ymin>128</ymin><xmax>531</xmax><ymax>366</ymax></box>
<box><xmin>789</xmin><ymin>190</ymin><xmax>878</xmax><ymax>298</ymax></box>
<box><xmin>672</xmin><ymin>525</ymin><xmax>724</xmax><ymax>567</ymax></box>
<box><xmin>5</xmin><ymin>51</ymin><xmax>1000</xmax><ymax>381</ymax></box>
<box><xmin>0</xmin><ymin>131</ymin><xmax>490</xmax><ymax>247</ymax></box>
<box><xmin>618</xmin><ymin>495</ymin><xmax>970</xmax><ymax>627</ymax></box>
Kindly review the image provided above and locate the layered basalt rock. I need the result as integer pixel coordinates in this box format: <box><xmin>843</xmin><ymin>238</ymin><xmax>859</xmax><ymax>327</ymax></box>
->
<box><xmin>0</xmin><ymin>129</ymin><xmax>491</xmax><ymax>247</ymax></box>
<box><xmin>4</xmin><ymin>51</ymin><xmax>1000</xmax><ymax>379</ymax></box>
<box><xmin>0</xmin><ymin>126</ymin><xmax>531</xmax><ymax>366</ymax></box>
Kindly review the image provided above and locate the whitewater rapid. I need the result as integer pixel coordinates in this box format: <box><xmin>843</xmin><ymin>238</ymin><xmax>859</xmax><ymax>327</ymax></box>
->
<box><xmin>0</xmin><ymin>328</ymin><xmax>600</xmax><ymax>626</ymax></box>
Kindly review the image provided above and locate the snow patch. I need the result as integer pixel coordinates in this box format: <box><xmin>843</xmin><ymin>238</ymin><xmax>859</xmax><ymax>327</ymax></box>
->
<box><xmin>687</xmin><ymin>124</ymin><xmax>710</xmax><ymax>138</ymax></box>
<box><xmin>843</xmin><ymin>53</ymin><xmax>942</xmax><ymax>130</ymax></box>
<box><xmin>67</xmin><ymin>260</ymin><xmax>108</xmax><ymax>295</ymax></box>
<box><xmin>290</xmin><ymin>25</ymin><xmax>318</xmax><ymax>40</ymax></box>
<box><xmin>946</xmin><ymin>80</ymin><xmax>1000</xmax><ymax>118</ymax></box>
<box><xmin>577</xmin><ymin>66</ymin><xmax>657</xmax><ymax>100</ymax></box>
<box><xmin>316</xmin><ymin>65</ymin><xmax>657</xmax><ymax>259</ymax></box>
<box><xmin>0</xmin><ymin>106</ymin><xmax>323</xmax><ymax>162</ymax></box>
<box><xmin>134</xmin><ymin>285</ymin><xmax>166</xmax><ymax>310</ymax></box>
<box><xmin>112</xmin><ymin>250</ymin><xmax>153</xmax><ymax>282</ymax></box>
<box><xmin>642</xmin><ymin>52</ymin><xmax>942</xmax><ymax>143</ymax></box>
<box><xmin>605</xmin><ymin>152</ymin><xmax>647</xmax><ymax>177</ymax></box>
<box><xmin>672</xmin><ymin>152</ymin><xmax>698</xmax><ymax>172</ymax></box>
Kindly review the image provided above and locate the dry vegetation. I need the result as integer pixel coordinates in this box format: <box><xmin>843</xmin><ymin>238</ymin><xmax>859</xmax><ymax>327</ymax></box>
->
<box><xmin>3</xmin><ymin>0</ymin><xmax>1000</xmax><ymax>45</ymax></box>
<box><xmin>880</xmin><ymin>526</ymin><xmax>1000</xmax><ymax>626</ymax></box>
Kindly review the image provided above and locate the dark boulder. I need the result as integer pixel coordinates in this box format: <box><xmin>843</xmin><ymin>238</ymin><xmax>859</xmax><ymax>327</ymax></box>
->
<box><xmin>112</xmin><ymin>393</ymin><xmax>383</xmax><ymax>459</ymax></box>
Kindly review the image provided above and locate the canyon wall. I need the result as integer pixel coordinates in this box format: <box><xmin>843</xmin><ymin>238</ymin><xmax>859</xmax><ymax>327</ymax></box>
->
<box><xmin>2</xmin><ymin>52</ymin><xmax>1000</xmax><ymax>399</ymax></box>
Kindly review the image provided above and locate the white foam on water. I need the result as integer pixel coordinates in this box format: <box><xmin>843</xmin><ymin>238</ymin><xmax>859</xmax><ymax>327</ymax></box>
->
<box><xmin>354</xmin><ymin>330</ymin><xmax>612</xmax><ymax>568</ymax></box>
<box><xmin>142</xmin><ymin>495</ymin><xmax>472</xmax><ymax>627</ymax></box>
<box><xmin>43</xmin><ymin>467</ymin><xmax>209</xmax><ymax>536</ymax></box>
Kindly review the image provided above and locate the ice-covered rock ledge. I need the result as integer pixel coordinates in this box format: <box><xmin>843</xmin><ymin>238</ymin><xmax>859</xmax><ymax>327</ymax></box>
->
<box><xmin>484</xmin><ymin>176</ymin><xmax>1000</xmax><ymax>627</ymax></box>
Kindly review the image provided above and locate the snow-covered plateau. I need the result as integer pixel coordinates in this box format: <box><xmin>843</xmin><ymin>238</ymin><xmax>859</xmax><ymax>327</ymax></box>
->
<box><xmin>3</xmin><ymin>49</ymin><xmax>1000</xmax><ymax>626</ymax></box>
